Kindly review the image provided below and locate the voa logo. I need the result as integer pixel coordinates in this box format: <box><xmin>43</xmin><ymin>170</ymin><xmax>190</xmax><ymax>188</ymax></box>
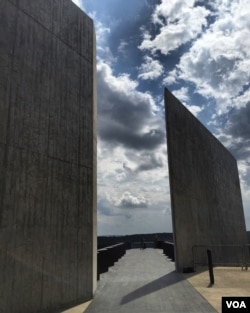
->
<box><xmin>222</xmin><ymin>297</ymin><xmax>250</xmax><ymax>312</ymax></box>
<box><xmin>226</xmin><ymin>301</ymin><xmax>246</xmax><ymax>309</ymax></box>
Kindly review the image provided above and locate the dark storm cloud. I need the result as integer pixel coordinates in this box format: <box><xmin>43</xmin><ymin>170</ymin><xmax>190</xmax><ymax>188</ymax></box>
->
<box><xmin>97</xmin><ymin>62</ymin><xmax>165</xmax><ymax>151</ymax></box>
<box><xmin>224</xmin><ymin>102</ymin><xmax>250</xmax><ymax>160</ymax></box>
<box><xmin>99</xmin><ymin>124</ymin><xmax>165</xmax><ymax>150</ymax></box>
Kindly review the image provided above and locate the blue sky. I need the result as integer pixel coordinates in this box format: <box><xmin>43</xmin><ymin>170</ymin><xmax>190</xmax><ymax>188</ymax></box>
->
<box><xmin>72</xmin><ymin>0</ymin><xmax>250</xmax><ymax>235</ymax></box>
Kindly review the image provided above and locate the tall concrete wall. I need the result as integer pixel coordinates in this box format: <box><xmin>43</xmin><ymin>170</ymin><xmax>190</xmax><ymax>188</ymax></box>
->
<box><xmin>164</xmin><ymin>88</ymin><xmax>248</xmax><ymax>272</ymax></box>
<box><xmin>0</xmin><ymin>0</ymin><xmax>96</xmax><ymax>312</ymax></box>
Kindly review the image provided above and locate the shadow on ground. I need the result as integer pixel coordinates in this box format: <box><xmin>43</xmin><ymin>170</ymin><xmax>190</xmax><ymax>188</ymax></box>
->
<box><xmin>121</xmin><ymin>270</ymin><xmax>185</xmax><ymax>305</ymax></box>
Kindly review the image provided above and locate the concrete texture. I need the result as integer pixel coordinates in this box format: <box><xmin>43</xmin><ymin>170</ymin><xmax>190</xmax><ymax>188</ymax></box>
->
<box><xmin>0</xmin><ymin>0</ymin><xmax>96</xmax><ymax>312</ymax></box>
<box><xmin>62</xmin><ymin>255</ymin><xmax>250</xmax><ymax>313</ymax></box>
<box><xmin>164</xmin><ymin>88</ymin><xmax>248</xmax><ymax>272</ymax></box>
<box><xmin>84</xmin><ymin>248</ymin><xmax>216</xmax><ymax>313</ymax></box>
<box><xmin>186</xmin><ymin>266</ymin><xmax>250</xmax><ymax>313</ymax></box>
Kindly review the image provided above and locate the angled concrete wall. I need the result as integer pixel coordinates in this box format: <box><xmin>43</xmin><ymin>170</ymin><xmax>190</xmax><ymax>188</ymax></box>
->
<box><xmin>0</xmin><ymin>0</ymin><xmax>96</xmax><ymax>312</ymax></box>
<box><xmin>164</xmin><ymin>88</ymin><xmax>248</xmax><ymax>272</ymax></box>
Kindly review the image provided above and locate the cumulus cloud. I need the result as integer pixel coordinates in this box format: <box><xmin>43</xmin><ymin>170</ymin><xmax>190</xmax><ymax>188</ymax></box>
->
<box><xmin>121</xmin><ymin>152</ymin><xmax>164</xmax><ymax>174</ymax></box>
<box><xmin>172</xmin><ymin>87</ymin><xmax>190</xmax><ymax>103</ymax></box>
<box><xmin>95</xmin><ymin>0</ymin><xmax>250</xmax><ymax>233</ymax></box>
<box><xmin>167</xmin><ymin>0</ymin><xmax>250</xmax><ymax>114</ymax></box>
<box><xmin>138</xmin><ymin>56</ymin><xmax>164</xmax><ymax>80</ymax></box>
<box><xmin>138</xmin><ymin>0</ymin><xmax>209</xmax><ymax>55</ymax></box>
<box><xmin>171</xmin><ymin>87</ymin><xmax>203</xmax><ymax>116</ymax></box>
<box><xmin>98</xmin><ymin>195</ymin><xmax>132</xmax><ymax>219</ymax></box>
<box><xmin>163</xmin><ymin>69</ymin><xmax>178</xmax><ymax>85</ymax></box>
<box><xmin>140</xmin><ymin>0</ymin><xmax>250</xmax><ymax>116</ymax></box>
<box><xmin>115</xmin><ymin>191</ymin><xmax>149</xmax><ymax>209</ymax></box>
<box><xmin>97</xmin><ymin>61</ymin><xmax>165</xmax><ymax>150</ymax></box>
<box><xmin>186</xmin><ymin>105</ymin><xmax>204</xmax><ymax>117</ymax></box>
<box><xmin>88</xmin><ymin>13</ymin><xmax>117</xmax><ymax>64</ymax></box>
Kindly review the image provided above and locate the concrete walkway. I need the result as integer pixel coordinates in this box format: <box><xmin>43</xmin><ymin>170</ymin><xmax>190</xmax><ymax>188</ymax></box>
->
<box><xmin>84</xmin><ymin>249</ymin><xmax>216</xmax><ymax>313</ymax></box>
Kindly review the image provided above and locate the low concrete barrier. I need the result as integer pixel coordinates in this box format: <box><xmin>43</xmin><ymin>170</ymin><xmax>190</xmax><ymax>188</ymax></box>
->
<box><xmin>97</xmin><ymin>242</ymin><xmax>131</xmax><ymax>280</ymax></box>
<box><xmin>161</xmin><ymin>241</ymin><xmax>175</xmax><ymax>261</ymax></box>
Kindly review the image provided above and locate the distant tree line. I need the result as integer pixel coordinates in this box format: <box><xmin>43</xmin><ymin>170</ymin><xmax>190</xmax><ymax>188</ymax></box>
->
<box><xmin>98</xmin><ymin>231</ymin><xmax>250</xmax><ymax>249</ymax></box>
<box><xmin>98</xmin><ymin>232</ymin><xmax>173</xmax><ymax>249</ymax></box>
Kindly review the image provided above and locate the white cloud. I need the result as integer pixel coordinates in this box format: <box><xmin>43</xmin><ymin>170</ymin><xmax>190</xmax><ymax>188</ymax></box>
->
<box><xmin>88</xmin><ymin>13</ymin><xmax>116</xmax><ymax>64</ymax></box>
<box><xmin>140</xmin><ymin>0</ymin><xmax>250</xmax><ymax>117</ymax></box>
<box><xmin>97</xmin><ymin>61</ymin><xmax>165</xmax><ymax>150</ymax></box>
<box><xmin>171</xmin><ymin>87</ymin><xmax>203</xmax><ymax>117</ymax></box>
<box><xmin>139</xmin><ymin>0</ymin><xmax>209</xmax><ymax>55</ymax></box>
<box><xmin>96</xmin><ymin>60</ymin><xmax>172</xmax><ymax>234</ymax></box>
<box><xmin>172</xmin><ymin>87</ymin><xmax>190</xmax><ymax>103</ymax></box>
<box><xmin>232</xmin><ymin>89</ymin><xmax>250</xmax><ymax>109</ymax></box>
<box><xmin>93</xmin><ymin>0</ymin><xmax>250</xmax><ymax>233</ymax></box>
<box><xmin>185</xmin><ymin>105</ymin><xmax>204</xmax><ymax>117</ymax></box>
<box><xmin>71</xmin><ymin>0</ymin><xmax>82</xmax><ymax>8</ymax></box>
<box><xmin>138</xmin><ymin>56</ymin><xmax>164</xmax><ymax>80</ymax></box>
<box><xmin>114</xmin><ymin>191</ymin><xmax>149</xmax><ymax>209</ymax></box>
<box><xmin>95</xmin><ymin>21</ymin><xmax>110</xmax><ymax>42</ymax></box>
<box><xmin>163</xmin><ymin>68</ymin><xmax>178</xmax><ymax>85</ymax></box>
<box><xmin>168</xmin><ymin>0</ymin><xmax>250</xmax><ymax>114</ymax></box>
<box><xmin>97</xmin><ymin>46</ymin><xmax>117</xmax><ymax>65</ymax></box>
<box><xmin>97</xmin><ymin>141</ymin><xmax>172</xmax><ymax>235</ymax></box>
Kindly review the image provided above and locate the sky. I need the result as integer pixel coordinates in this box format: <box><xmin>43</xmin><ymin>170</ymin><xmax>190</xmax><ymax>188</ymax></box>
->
<box><xmin>72</xmin><ymin>0</ymin><xmax>250</xmax><ymax>236</ymax></box>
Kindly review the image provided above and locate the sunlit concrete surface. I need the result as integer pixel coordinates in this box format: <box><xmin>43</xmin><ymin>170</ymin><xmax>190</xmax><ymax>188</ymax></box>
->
<box><xmin>60</xmin><ymin>301</ymin><xmax>92</xmax><ymax>313</ymax></box>
<box><xmin>186</xmin><ymin>267</ymin><xmax>250</xmax><ymax>313</ymax></box>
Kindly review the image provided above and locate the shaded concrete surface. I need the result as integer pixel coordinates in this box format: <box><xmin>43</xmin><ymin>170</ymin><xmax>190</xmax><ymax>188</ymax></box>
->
<box><xmin>186</xmin><ymin>266</ymin><xmax>250</xmax><ymax>313</ymax></box>
<box><xmin>165</xmin><ymin>88</ymin><xmax>248</xmax><ymax>272</ymax></box>
<box><xmin>81</xmin><ymin>249</ymin><xmax>216</xmax><ymax>313</ymax></box>
<box><xmin>0</xmin><ymin>0</ymin><xmax>96</xmax><ymax>312</ymax></box>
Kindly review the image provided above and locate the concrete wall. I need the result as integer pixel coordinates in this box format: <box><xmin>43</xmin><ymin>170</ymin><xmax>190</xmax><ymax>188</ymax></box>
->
<box><xmin>0</xmin><ymin>0</ymin><xmax>96</xmax><ymax>312</ymax></box>
<box><xmin>164</xmin><ymin>88</ymin><xmax>248</xmax><ymax>272</ymax></box>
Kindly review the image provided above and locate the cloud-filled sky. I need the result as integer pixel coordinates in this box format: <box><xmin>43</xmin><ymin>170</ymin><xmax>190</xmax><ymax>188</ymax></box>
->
<box><xmin>72</xmin><ymin>0</ymin><xmax>250</xmax><ymax>235</ymax></box>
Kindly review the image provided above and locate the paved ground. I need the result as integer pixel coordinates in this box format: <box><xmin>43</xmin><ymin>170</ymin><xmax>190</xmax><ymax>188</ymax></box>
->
<box><xmin>186</xmin><ymin>266</ymin><xmax>250</xmax><ymax>313</ymax></box>
<box><xmin>61</xmin><ymin>249</ymin><xmax>250</xmax><ymax>313</ymax></box>
<box><xmin>83</xmin><ymin>249</ymin><xmax>216</xmax><ymax>313</ymax></box>
<box><xmin>61</xmin><ymin>302</ymin><xmax>92</xmax><ymax>313</ymax></box>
